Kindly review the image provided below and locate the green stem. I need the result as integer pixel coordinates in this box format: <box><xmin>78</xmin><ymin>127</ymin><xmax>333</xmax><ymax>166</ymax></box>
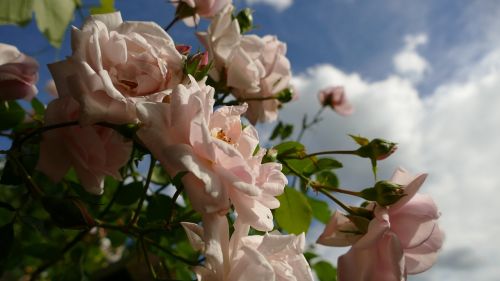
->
<box><xmin>164</xmin><ymin>16</ymin><xmax>180</xmax><ymax>32</ymax></box>
<box><xmin>316</xmin><ymin>188</ymin><xmax>355</xmax><ymax>215</ymax></box>
<box><xmin>310</xmin><ymin>182</ymin><xmax>361</xmax><ymax>197</ymax></box>
<box><xmin>8</xmin><ymin>153</ymin><xmax>43</xmax><ymax>197</ymax></box>
<box><xmin>279</xmin><ymin>158</ymin><xmax>310</xmax><ymax>184</ymax></box>
<box><xmin>128</xmin><ymin>156</ymin><xmax>156</xmax><ymax>227</ymax></box>
<box><xmin>296</xmin><ymin>106</ymin><xmax>325</xmax><ymax>142</ymax></box>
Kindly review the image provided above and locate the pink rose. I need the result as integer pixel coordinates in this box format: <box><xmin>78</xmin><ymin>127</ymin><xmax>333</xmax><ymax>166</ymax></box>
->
<box><xmin>318</xmin><ymin>86</ymin><xmax>353</xmax><ymax>116</ymax></box>
<box><xmin>0</xmin><ymin>43</ymin><xmax>38</xmax><ymax>101</ymax></box>
<box><xmin>182</xmin><ymin>215</ymin><xmax>314</xmax><ymax>281</ymax></box>
<box><xmin>136</xmin><ymin>76</ymin><xmax>286</xmax><ymax>231</ymax></box>
<box><xmin>197</xmin><ymin>5</ymin><xmax>292</xmax><ymax>124</ymax></box>
<box><xmin>36</xmin><ymin>96</ymin><xmax>132</xmax><ymax>195</ymax></box>
<box><xmin>317</xmin><ymin>168</ymin><xmax>444</xmax><ymax>281</ymax></box>
<box><xmin>175</xmin><ymin>0</ymin><xmax>231</xmax><ymax>27</ymax></box>
<box><xmin>48</xmin><ymin>12</ymin><xmax>184</xmax><ymax>125</ymax></box>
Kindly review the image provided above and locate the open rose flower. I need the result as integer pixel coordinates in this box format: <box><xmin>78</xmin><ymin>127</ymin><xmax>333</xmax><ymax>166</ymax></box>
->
<box><xmin>36</xmin><ymin>96</ymin><xmax>132</xmax><ymax>195</ymax></box>
<box><xmin>137</xmin><ymin>76</ymin><xmax>286</xmax><ymax>231</ymax></box>
<box><xmin>0</xmin><ymin>43</ymin><xmax>38</xmax><ymax>101</ymax></box>
<box><xmin>173</xmin><ymin>0</ymin><xmax>231</xmax><ymax>27</ymax></box>
<box><xmin>182</xmin><ymin>215</ymin><xmax>314</xmax><ymax>281</ymax></box>
<box><xmin>317</xmin><ymin>168</ymin><xmax>444</xmax><ymax>281</ymax></box>
<box><xmin>48</xmin><ymin>12</ymin><xmax>184</xmax><ymax>125</ymax></box>
<box><xmin>318</xmin><ymin>86</ymin><xmax>353</xmax><ymax>116</ymax></box>
<box><xmin>197</xmin><ymin>5</ymin><xmax>292</xmax><ymax>124</ymax></box>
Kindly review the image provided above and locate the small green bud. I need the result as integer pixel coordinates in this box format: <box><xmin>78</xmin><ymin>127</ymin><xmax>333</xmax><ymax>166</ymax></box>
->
<box><xmin>360</xmin><ymin>180</ymin><xmax>405</xmax><ymax>206</ymax></box>
<box><xmin>262</xmin><ymin>148</ymin><xmax>278</xmax><ymax>163</ymax></box>
<box><xmin>355</xmin><ymin>138</ymin><xmax>397</xmax><ymax>160</ymax></box>
<box><xmin>275</xmin><ymin>88</ymin><xmax>294</xmax><ymax>103</ymax></box>
<box><xmin>236</xmin><ymin>8</ymin><xmax>254</xmax><ymax>34</ymax></box>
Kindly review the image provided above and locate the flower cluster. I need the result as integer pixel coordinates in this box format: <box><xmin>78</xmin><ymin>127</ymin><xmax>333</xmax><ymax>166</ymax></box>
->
<box><xmin>0</xmin><ymin>1</ymin><xmax>444</xmax><ymax>280</ymax></box>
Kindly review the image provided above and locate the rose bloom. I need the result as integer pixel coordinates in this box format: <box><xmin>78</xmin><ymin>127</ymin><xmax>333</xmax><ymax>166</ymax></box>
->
<box><xmin>317</xmin><ymin>168</ymin><xmax>443</xmax><ymax>281</ymax></box>
<box><xmin>49</xmin><ymin>12</ymin><xmax>184</xmax><ymax>125</ymax></box>
<box><xmin>0</xmin><ymin>43</ymin><xmax>38</xmax><ymax>101</ymax></box>
<box><xmin>197</xmin><ymin>5</ymin><xmax>292</xmax><ymax>124</ymax></box>
<box><xmin>137</xmin><ymin>76</ymin><xmax>286</xmax><ymax>231</ymax></box>
<box><xmin>174</xmin><ymin>0</ymin><xmax>231</xmax><ymax>27</ymax></box>
<box><xmin>182</xmin><ymin>215</ymin><xmax>314</xmax><ymax>281</ymax></box>
<box><xmin>318</xmin><ymin>86</ymin><xmax>353</xmax><ymax>116</ymax></box>
<box><xmin>37</xmin><ymin>96</ymin><xmax>132</xmax><ymax>195</ymax></box>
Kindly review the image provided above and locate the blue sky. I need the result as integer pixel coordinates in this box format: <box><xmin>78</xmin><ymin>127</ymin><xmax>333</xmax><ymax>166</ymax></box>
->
<box><xmin>2</xmin><ymin>0</ymin><xmax>500</xmax><ymax>280</ymax></box>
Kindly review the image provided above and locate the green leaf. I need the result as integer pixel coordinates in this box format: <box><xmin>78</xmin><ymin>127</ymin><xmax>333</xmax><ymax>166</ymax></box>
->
<box><xmin>274</xmin><ymin>141</ymin><xmax>305</xmax><ymax>158</ymax></box>
<box><xmin>313</xmin><ymin>260</ymin><xmax>337</xmax><ymax>281</ymax></box>
<box><xmin>0</xmin><ymin>0</ymin><xmax>34</xmax><ymax>26</ymax></box>
<box><xmin>274</xmin><ymin>186</ymin><xmax>312</xmax><ymax>234</ymax></box>
<box><xmin>0</xmin><ymin>202</ymin><xmax>15</xmax><ymax>212</ymax></box>
<box><xmin>0</xmin><ymin>101</ymin><xmax>25</xmax><ymax>131</ymax></box>
<box><xmin>90</xmin><ymin>0</ymin><xmax>115</xmax><ymax>14</ymax></box>
<box><xmin>23</xmin><ymin>242</ymin><xmax>59</xmax><ymax>260</ymax></box>
<box><xmin>307</xmin><ymin>196</ymin><xmax>331</xmax><ymax>224</ymax></box>
<box><xmin>0</xmin><ymin>222</ymin><xmax>14</xmax><ymax>267</ymax></box>
<box><xmin>33</xmin><ymin>0</ymin><xmax>76</xmax><ymax>48</ymax></box>
<box><xmin>315</xmin><ymin>171</ymin><xmax>339</xmax><ymax>188</ymax></box>
<box><xmin>303</xmin><ymin>158</ymin><xmax>343</xmax><ymax>176</ymax></box>
<box><xmin>146</xmin><ymin>194</ymin><xmax>172</xmax><ymax>222</ymax></box>
<box><xmin>30</xmin><ymin>97</ymin><xmax>45</xmax><ymax>120</ymax></box>
<box><xmin>115</xmin><ymin>181</ymin><xmax>143</xmax><ymax>206</ymax></box>
<box><xmin>41</xmin><ymin>196</ymin><xmax>95</xmax><ymax>229</ymax></box>
<box><xmin>151</xmin><ymin>164</ymin><xmax>170</xmax><ymax>185</ymax></box>
<box><xmin>0</xmin><ymin>159</ymin><xmax>22</xmax><ymax>185</ymax></box>
<box><xmin>281</xmin><ymin>158</ymin><xmax>315</xmax><ymax>176</ymax></box>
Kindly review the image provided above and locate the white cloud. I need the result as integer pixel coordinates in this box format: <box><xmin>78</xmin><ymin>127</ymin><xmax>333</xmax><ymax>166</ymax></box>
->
<box><xmin>283</xmin><ymin>40</ymin><xmax>500</xmax><ymax>280</ymax></box>
<box><xmin>393</xmin><ymin>33</ymin><xmax>430</xmax><ymax>83</ymax></box>
<box><xmin>244</xmin><ymin>0</ymin><xmax>293</xmax><ymax>11</ymax></box>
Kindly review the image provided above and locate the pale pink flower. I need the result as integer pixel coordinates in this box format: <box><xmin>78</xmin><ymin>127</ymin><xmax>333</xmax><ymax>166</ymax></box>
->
<box><xmin>318</xmin><ymin>86</ymin><xmax>353</xmax><ymax>116</ymax></box>
<box><xmin>181</xmin><ymin>215</ymin><xmax>314</xmax><ymax>281</ymax></box>
<box><xmin>317</xmin><ymin>168</ymin><xmax>443</xmax><ymax>281</ymax></box>
<box><xmin>136</xmin><ymin>76</ymin><xmax>286</xmax><ymax>231</ymax></box>
<box><xmin>48</xmin><ymin>12</ymin><xmax>184</xmax><ymax>125</ymax></box>
<box><xmin>175</xmin><ymin>0</ymin><xmax>232</xmax><ymax>27</ymax></box>
<box><xmin>197</xmin><ymin>5</ymin><xmax>292</xmax><ymax>124</ymax></box>
<box><xmin>0</xmin><ymin>43</ymin><xmax>38</xmax><ymax>101</ymax></box>
<box><xmin>36</xmin><ymin>96</ymin><xmax>132</xmax><ymax>195</ymax></box>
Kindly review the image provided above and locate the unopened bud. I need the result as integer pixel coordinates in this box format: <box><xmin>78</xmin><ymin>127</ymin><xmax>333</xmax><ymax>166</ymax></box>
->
<box><xmin>176</xmin><ymin>44</ymin><xmax>191</xmax><ymax>55</ymax></box>
<box><xmin>355</xmin><ymin>138</ymin><xmax>397</xmax><ymax>161</ymax></box>
<box><xmin>275</xmin><ymin>88</ymin><xmax>294</xmax><ymax>103</ymax></box>
<box><xmin>236</xmin><ymin>8</ymin><xmax>254</xmax><ymax>34</ymax></box>
<box><xmin>184</xmin><ymin>51</ymin><xmax>212</xmax><ymax>80</ymax></box>
<box><xmin>360</xmin><ymin>180</ymin><xmax>405</xmax><ymax>206</ymax></box>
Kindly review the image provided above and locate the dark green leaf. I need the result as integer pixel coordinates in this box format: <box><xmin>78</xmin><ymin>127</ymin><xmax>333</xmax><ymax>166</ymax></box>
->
<box><xmin>33</xmin><ymin>0</ymin><xmax>76</xmax><ymax>48</ymax></box>
<box><xmin>0</xmin><ymin>202</ymin><xmax>15</xmax><ymax>212</ymax></box>
<box><xmin>0</xmin><ymin>159</ymin><xmax>22</xmax><ymax>185</ymax></box>
<box><xmin>146</xmin><ymin>194</ymin><xmax>172</xmax><ymax>222</ymax></box>
<box><xmin>0</xmin><ymin>222</ymin><xmax>14</xmax><ymax>266</ymax></box>
<box><xmin>0</xmin><ymin>0</ymin><xmax>33</xmax><ymax>26</ymax></box>
<box><xmin>307</xmin><ymin>196</ymin><xmax>331</xmax><ymax>224</ymax></box>
<box><xmin>23</xmin><ymin>242</ymin><xmax>59</xmax><ymax>260</ymax></box>
<box><xmin>115</xmin><ymin>181</ymin><xmax>144</xmax><ymax>206</ymax></box>
<box><xmin>313</xmin><ymin>260</ymin><xmax>337</xmax><ymax>281</ymax></box>
<box><xmin>274</xmin><ymin>186</ymin><xmax>312</xmax><ymax>234</ymax></box>
<box><xmin>41</xmin><ymin>196</ymin><xmax>95</xmax><ymax>229</ymax></box>
<box><xmin>0</xmin><ymin>101</ymin><xmax>25</xmax><ymax>131</ymax></box>
<box><xmin>303</xmin><ymin>251</ymin><xmax>319</xmax><ymax>263</ymax></box>
<box><xmin>281</xmin><ymin>158</ymin><xmax>315</xmax><ymax>176</ymax></box>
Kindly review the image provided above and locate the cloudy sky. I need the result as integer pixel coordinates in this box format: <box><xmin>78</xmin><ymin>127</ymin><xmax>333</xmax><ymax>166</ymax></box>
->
<box><xmin>1</xmin><ymin>0</ymin><xmax>500</xmax><ymax>280</ymax></box>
